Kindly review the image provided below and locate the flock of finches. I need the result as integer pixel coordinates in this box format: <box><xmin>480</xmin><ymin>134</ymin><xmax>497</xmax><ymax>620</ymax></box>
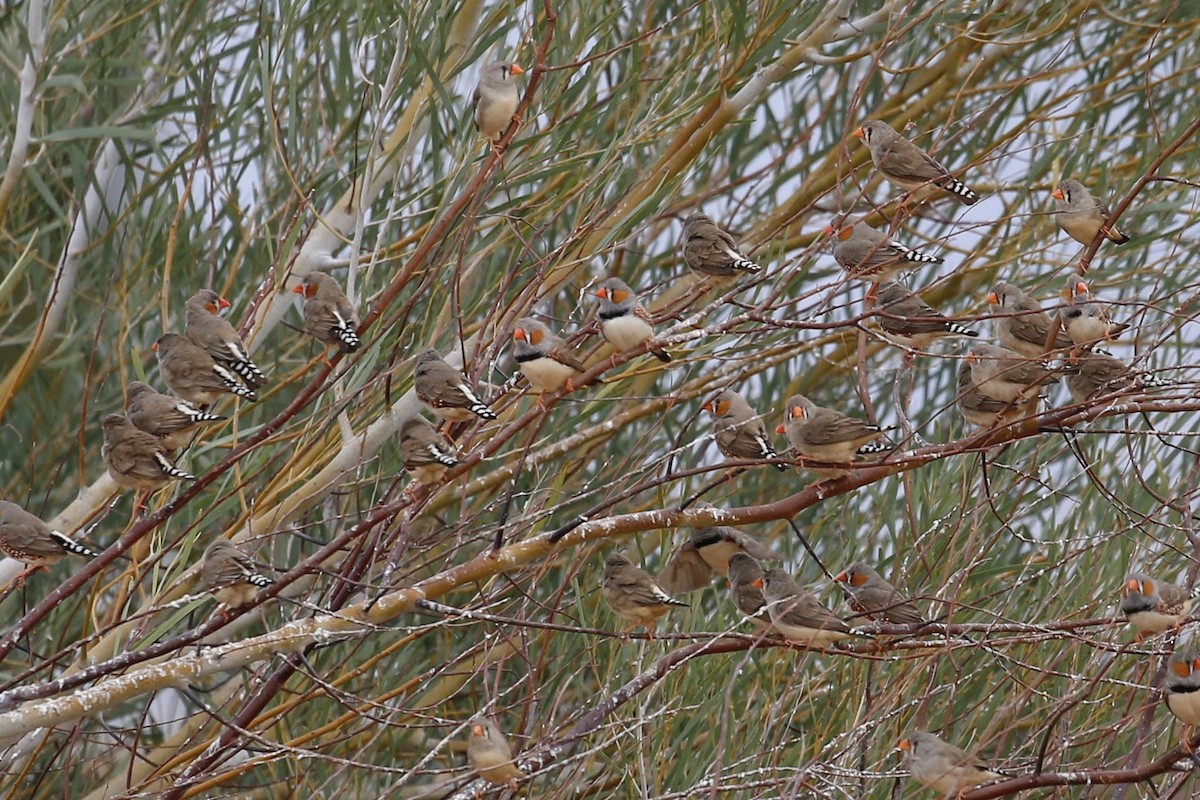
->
<box><xmin>0</xmin><ymin>60</ymin><xmax>1189</xmax><ymax>795</ymax></box>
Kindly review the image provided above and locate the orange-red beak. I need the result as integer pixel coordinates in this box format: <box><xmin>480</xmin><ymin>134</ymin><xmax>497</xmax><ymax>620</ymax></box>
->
<box><xmin>701</xmin><ymin>401</ymin><xmax>714</xmax><ymax>413</ymax></box>
<box><xmin>150</xmin><ymin>342</ymin><xmax>158</xmax><ymax>352</ymax></box>
<box><xmin>514</xmin><ymin>327</ymin><xmax>527</xmax><ymax>342</ymax></box>
<box><xmin>835</xmin><ymin>571</ymin><xmax>848</xmax><ymax>583</ymax></box>
<box><xmin>1075</xmin><ymin>281</ymin><xmax>1088</xmax><ymax>295</ymax></box>
<box><xmin>774</xmin><ymin>423</ymin><xmax>786</xmax><ymax>435</ymax></box>
<box><xmin>472</xmin><ymin>724</ymin><xmax>485</xmax><ymax>736</ymax></box>
<box><xmin>292</xmin><ymin>284</ymin><xmax>305</xmax><ymax>295</ymax></box>
<box><xmin>218</xmin><ymin>296</ymin><xmax>231</xmax><ymax>309</ymax></box>
<box><xmin>822</xmin><ymin>225</ymin><xmax>835</xmax><ymax>235</ymax></box>
<box><xmin>985</xmin><ymin>292</ymin><xmax>999</xmax><ymax>305</ymax></box>
<box><xmin>510</xmin><ymin>64</ymin><xmax>525</xmax><ymax>75</ymax></box>
<box><xmin>852</xmin><ymin>127</ymin><xmax>865</xmax><ymax>139</ymax></box>
<box><xmin>595</xmin><ymin>288</ymin><xmax>609</xmax><ymax>299</ymax></box>
<box><xmin>1051</xmin><ymin>188</ymin><xmax>1065</xmax><ymax>201</ymax></box>
<box><xmin>898</xmin><ymin>738</ymin><xmax>912</xmax><ymax>752</ymax></box>
<box><xmin>751</xmin><ymin>578</ymin><xmax>764</xmax><ymax>589</ymax></box>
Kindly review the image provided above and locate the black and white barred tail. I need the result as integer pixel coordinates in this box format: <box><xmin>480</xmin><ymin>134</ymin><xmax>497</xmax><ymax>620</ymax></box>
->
<box><xmin>722</xmin><ymin>247</ymin><xmax>762</xmax><ymax>273</ymax></box>
<box><xmin>935</xmin><ymin>176</ymin><xmax>979</xmax><ymax>205</ymax></box>
<box><xmin>754</xmin><ymin>434</ymin><xmax>788</xmax><ymax>472</ymax></box>
<box><xmin>428</xmin><ymin>445</ymin><xmax>459</xmax><ymax>467</ymax></box>
<box><xmin>50</xmin><ymin>531</ymin><xmax>99</xmax><ymax>558</ymax></box>
<box><xmin>891</xmin><ymin>243</ymin><xmax>943</xmax><ymax>264</ymax></box>
<box><xmin>212</xmin><ymin>364</ymin><xmax>258</xmax><ymax>401</ymax></box>
<box><xmin>944</xmin><ymin>321</ymin><xmax>979</xmax><ymax>338</ymax></box>
<box><xmin>458</xmin><ymin>383</ymin><xmax>498</xmax><ymax>420</ymax></box>
<box><xmin>178</xmin><ymin>401</ymin><xmax>224</xmax><ymax>423</ymax></box>
<box><xmin>246</xmin><ymin>571</ymin><xmax>273</xmax><ymax>588</ymax></box>
<box><xmin>155</xmin><ymin>453</ymin><xmax>195</xmax><ymax>481</ymax></box>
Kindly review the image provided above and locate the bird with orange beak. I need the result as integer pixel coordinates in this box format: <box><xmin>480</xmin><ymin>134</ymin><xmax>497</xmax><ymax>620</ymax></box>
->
<box><xmin>593</xmin><ymin>276</ymin><xmax>670</xmax><ymax>362</ymax></box>
<box><xmin>511</xmin><ymin>317</ymin><xmax>589</xmax><ymax>398</ymax></box>
<box><xmin>292</xmin><ymin>272</ymin><xmax>360</xmax><ymax>353</ymax></box>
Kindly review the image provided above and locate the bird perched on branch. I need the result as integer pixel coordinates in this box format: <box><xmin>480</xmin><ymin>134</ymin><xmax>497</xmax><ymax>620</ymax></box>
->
<box><xmin>412</xmin><ymin>348</ymin><xmax>496</xmax><ymax>422</ymax></box>
<box><xmin>467</xmin><ymin>716</ymin><xmax>526</xmax><ymax>788</ymax></box>
<box><xmin>727</xmin><ymin>553</ymin><xmax>772</xmax><ymax>629</ymax></box>
<box><xmin>593</xmin><ymin>277</ymin><xmax>670</xmax><ymax>362</ymax></box>
<box><xmin>965</xmin><ymin>344</ymin><xmax>1062</xmax><ymax>404</ymax></box>
<box><xmin>828</xmin><ymin>221</ymin><xmax>942</xmax><ymax>285</ymax></box>
<box><xmin>1058</xmin><ymin>274</ymin><xmax>1127</xmax><ymax>349</ymax></box>
<box><xmin>759</xmin><ymin>568</ymin><xmax>856</xmax><ymax>647</ymax></box>
<box><xmin>1121</xmin><ymin>571</ymin><xmax>1197</xmax><ymax>641</ymax></box>
<box><xmin>602</xmin><ymin>552</ymin><xmax>688</xmax><ymax>635</ymax></box>
<box><xmin>854</xmin><ymin>120</ymin><xmax>979</xmax><ymax>204</ymax></box>
<box><xmin>200</xmin><ymin>538</ymin><xmax>272</xmax><ymax>608</ymax></box>
<box><xmin>0</xmin><ymin>501</ymin><xmax>99</xmax><ymax>569</ymax></box>
<box><xmin>101</xmin><ymin>413</ymin><xmax>195</xmax><ymax>492</ymax></box>
<box><xmin>985</xmin><ymin>282</ymin><xmax>1072</xmax><ymax>357</ymax></box>
<box><xmin>184</xmin><ymin>289</ymin><xmax>267</xmax><ymax>388</ymax></box>
<box><xmin>703</xmin><ymin>389</ymin><xmax>786</xmax><ymax>471</ymax></box>
<box><xmin>898</xmin><ymin>731</ymin><xmax>1005</xmax><ymax>796</ymax></box>
<box><xmin>835</xmin><ymin>562</ymin><xmax>926</xmax><ymax>626</ymax></box>
<box><xmin>658</xmin><ymin>525</ymin><xmax>779</xmax><ymax>594</ymax></box>
<box><xmin>293</xmin><ymin>272</ymin><xmax>360</xmax><ymax>354</ymax></box>
<box><xmin>397</xmin><ymin>416</ymin><xmax>459</xmax><ymax>484</ymax></box>
<box><xmin>154</xmin><ymin>333</ymin><xmax>257</xmax><ymax>405</ymax></box>
<box><xmin>681</xmin><ymin>211</ymin><xmax>762</xmax><ymax>283</ymax></box>
<box><xmin>125</xmin><ymin>381</ymin><xmax>224</xmax><ymax>451</ymax></box>
<box><xmin>1066</xmin><ymin>352</ymin><xmax>1169</xmax><ymax>404</ymax></box>
<box><xmin>775</xmin><ymin>394</ymin><xmax>893</xmax><ymax>477</ymax></box>
<box><xmin>512</xmin><ymin>317</ymin><xmax>590</xmax><ymax>397</ymax></box>
<box><xmin>872</xmin><ymin>281</ymin><xmax>978</xmax><ymax>353</ymax></box>
<box><xmin>1052</xmin><ymin>178</ymin><xmax>1130</xmax><ymax>246</ymax></box>
<box><xmin>955</xmin><ymin>362</ymin><xmax>1022</xmax><ymax>429</ymax></box>
<box><xmin>473</xmin><ymin>62</ymin><xmax>525</xmax><ymax>144</ymax></box>
<box><xmin>1165</xmin><ymin>639</ymin><xmax>1200</xmax><ymax>737</ymax></box>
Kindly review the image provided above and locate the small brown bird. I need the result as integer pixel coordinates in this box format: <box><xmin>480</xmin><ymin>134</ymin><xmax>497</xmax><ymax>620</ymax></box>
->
<box><xmin>1058</xmin><ymin>275</ymin><xmax>1126</xmax><ymax>348</ymax></box>
<box><xmin>1165</xmin><ymin>641</ymin><xmax>1200</xmax><ymax>733</ymax></box>
<box><xmin>727</xmin><ymin>553</ymin><xmax>772</xmax><ymax>629</ymax></box>
<box><xmin>899</xmin><ymin>731</ymin><xmax>1004</xmax><ymax>796</ymax></box>
<box><xmin>467</xmin><ymin>716</ymin><xmax>526</xmax><ymax>787</ymax></box>
<box><xmin>828</xmin><ymin>222</ymin><xmax>942</xmax><ymax>284</ymax></box>
<box><xmin>965</xmin><ymin>344</ymin><xmax>1061</xmax><ymax>404</ymax></box>
<box><xmin>0</xmin><ymin>500</ymin><xmax>99</xmax><ymax>566</ymax></box>
<box><xmin>293</xmin><ymin>272</ymin><xmax>361</xmax><ymax>353</ymax></box>
<box><xmin>986</xmin><ymin>282</ymin><xmax>1072</xmax><ymax>357</ymax></box>
<box><xmin>776</xmin><ymin>394</ymin><xmax>892</xmax><ymax>477</ymax></box>
<box><xmin>412</xmin><ymin>348</ymin><xmax>496</xmax><ymax>422</ymax></box>
<box><xmin>658</xmin><ymin>526</ymin><xmax>779</xmax><ymax>594</ymax></box>
<box><xmin>855</xmin><ymin>120</ymin><xmax>979</xmax><ymax>204</ymax></box>
<box><xmin>473</xmin><ymin>62</ymin><xmax>525</xmax><ymax>143</ymax></box>
<box><xmin>594</xmin><ymin>277</ymin><xmax>670</xmax><ymax>362</ymax></box>
<box><xmin>397</xmin><ymin>416</ymin><xmax>459</xmax><ymax>484</ymax></box>
<box><xmin>680</xmin><ymin>211</ymin><xmax>762</xmax><ymax>282</ymax></box>
<box><xmin>185</xmin><ymin>289</ymin><xmax>267</xmax><ymax>387</ymax></box>
<box><xmin>873</xmin><ymin>281</ymin><xmax>979</xmax><ymax>351</ymax></box>
<box><xmin>1052</xmin><ymin>178</ymin><xmax>1130</xmax><ymax>246</ymax></box>
<box><xmin>602</xmin><ymin>552</ymin><xmax>688</xmax><ymax>634</ymax></box>
<box><xmin>200</xmin><ymin>538</ymin><xmax>272</xmax><ymax>608</ymax></box>
<box><xmin>154</xmin><ymin>333</ymin><xmax>257</xmax><ymax>405</ymax></box>
<box><xmin>955</xmin><ymin>362</ymin><xmax>1022</xmax><ymax>429</ymax></box>
<box><xmin>1121</xmin><ymin>571</ymin><xmax>1196</xmax><ymax>640</ymax></box>
<box><xmin>125</xmin><ymin>381</ymin><xmax>224</xmax><ymax>450</ymax></box>
<box><xmin>835</xmin><ymin>562</ymin><xmax>926</xmax><ymax>625</ymax></box>
<box><xmin>101</xmin><ymin>413</ymin><xmax>195</xmax><ymax>491</ymax></box>
<box><xmin>759</xmin><ymin>568</ymin><xmax>855</xmax><ymax>646</ymax></box>
<box><xmin>1066</xmin><ymin>352</ymin><xmax>1168</xmax><ymax>404</ymax></box>
<box><xmin>512</xmin><ymin>317</ymin><xmax>589</xmax><ymax>395</ymax></box>
<box><xmin>703</xmin><ymin>390</ymin><xmax>785</xmax><ymax>471</ymax></box>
